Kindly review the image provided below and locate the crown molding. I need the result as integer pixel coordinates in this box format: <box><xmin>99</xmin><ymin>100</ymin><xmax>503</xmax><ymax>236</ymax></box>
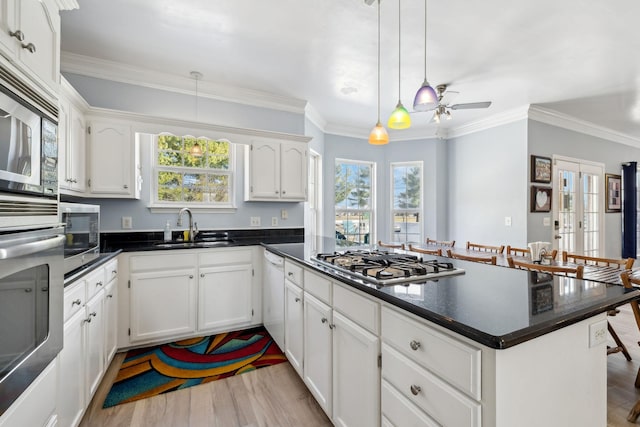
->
<box><xmin>60</xmin><ymin>52</ymin><xmax>307</xmax><ymax>114</ymax></box>
<box><xmin>55</xmin><ymin>0</ymin><xmax>79</xmax><ymax>10</ymax></box>
<box><xmin>446</xmin><ymin>106</ymin><xmax>530</xmax><ymax>139</ymax></box>
<box><xmin>528</xmin><ymin>105</ymin><xmax>640</xmax><ymax>148</ymax></box>
<box><xmin>304</xmin><ymin>103</ymin><xmax>327</xmax><ymax>131</ymax></box>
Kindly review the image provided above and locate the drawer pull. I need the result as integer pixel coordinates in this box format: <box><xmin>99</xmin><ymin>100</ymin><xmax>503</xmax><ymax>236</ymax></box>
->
<box><xmin>288</xmin><ymin>272</ymin><xmax>294</xmax><ymax>276</ymax></box>
<box><xmin>321</xmin><ymin>317</ymin><xmax>328</xmax><ymax>324</ymax></box>
<box><xmin>89</xmin><ymin>312</ymin><xmax>97</xmax><ymax>317</ymax></box>
<box><xmin>96</xmin><ymin>281</ymin><xmax>103</xmax><ymax>287</ymax></box>
<box><xmin>21</xmin><ymin>42</ymin><xmax>36</xmax><ymax>53</ymax></box>
<box><xmin>410</xmin><ymin>384</ymin><xmax>422</xmax><ymax>396</ymax></box>
<box><xmin>9</xmin><ymin>30</ymin><xmax>24</xmax><ymax>41</ymax></box>
<box><xmin>107</xmin><ymin>294</ymin><xmax>113</xmax><ymax>299</ymax></box>
<box><xmin>83</xmin><ymin>318</ymin><xmax>92</xmax><ymax>324</ymax></box>
<box><xmin>72</xmin><ymin>299</ymin><xmax>82</xmax><ymax>306</ymax></box>
<box><xmin>410</xmin><ymin>340</ymin><xmax>421</xmax><ymax>351</ymax></box>
<box><xmin>112</xmin><ymin>270</ymin><xmax>117</xmax><ymax>275</ymax></box>
<box><xmin>295</xmin><ymin>297</ymin><xmax>301</xmax><ymax>303</ymax></box>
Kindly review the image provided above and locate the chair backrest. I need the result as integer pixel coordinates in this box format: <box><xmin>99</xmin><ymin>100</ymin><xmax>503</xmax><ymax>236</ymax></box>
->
<box><xmin>447</xmin><ymin>249</ymin><xmax>497</xmax><ymax>265</ymax></box>
<box><xmin>507</xmin><ymin>246</ymin><xmax>559</xmax><ymax>261</ymax></box>
<box><xmin>407</xmin><ymin>244</ymin><xmax>442</xmax><ymax>256</ymax></box>
<box><xmin>562</xmin><ymin>252</ymin><xmax>634</xmax><ymax>270</ymax></box>
<box><xmin>620</xmin><ymin>271</ymin><xmax>640</xmax><ymax>325</ymax></box>
<box><xmin>426</xmin><ymin>238</ymin><xmax>455</xmax><ymax>248</ymax></box>
<box><xmin>507</xmin><ymin>256</ymin><xmax>584</xmax><ymax>279</ymax></box>
<box><xmin>378</xmin><ymin>240</ymin><xmax>404</xmax><ymax>249</ymax></box>
<box><xmin>467</xmin><ymin>241</ymin><xmax>505</xmax><ymax>254</ymax></box>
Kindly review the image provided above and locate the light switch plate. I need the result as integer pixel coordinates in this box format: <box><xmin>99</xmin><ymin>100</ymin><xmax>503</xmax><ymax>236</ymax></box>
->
<box><xmin>122</xmin><ymin>216</ymin><xmax>132</xmax><ymax>229</ymax></box>
<box><xmin>281</xmin><ymin>209</ymin><xmax>288</xmax><ymax>220</ymax></box>
<box><xmin>250</xmin><ymin>217</ymin><xmax>261</xmax><ymax>226</ymax></box>
<box><xmin>272</xmin><ymin>217</ymin><xmax>278</xmax><ymax>226</ymax></box>
<box><xmin>504</xmin><ymin>216</ymin><xmax>512</xmax><ymax>226</ymax></box>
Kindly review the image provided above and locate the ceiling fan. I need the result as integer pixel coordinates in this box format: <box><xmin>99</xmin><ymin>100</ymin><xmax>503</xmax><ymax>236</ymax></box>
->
<box><xmin>419</xmin><ymin>84</ymin><xmax>492</xmax><ymax>123</ymax></box>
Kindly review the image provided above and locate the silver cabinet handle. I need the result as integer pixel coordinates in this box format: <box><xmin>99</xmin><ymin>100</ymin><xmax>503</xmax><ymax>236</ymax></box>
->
<box><xmin>21</xmin><ymin>42</ymin><xmax>36</xmax><ymax>53</ymax></box>
<box><xmin>89</xmin><ymin>312</ymin><xmax>97</xmax><ymax>317</ymax></box>
<box><xmin>9</xmin><ymin>30</ymin><xmax>24</xmax><ymax>41</ymax></box>
<box><xmin>410</xmin><ymin>340</ymin><xmax>421</xmax><ymax>351</ymax></box>
<box><xmin>288</xmin><ymin>272</ymin><xmax>294</xmax><ymax>276</ymax></box>
<box><xmin>275</xmin><ymin>190</ymin><xmax>279</xmax><ymax>194</ymax></box>
<box><xmin>189</xmin><ymin>275</ymin><xmax>194</xmax><ymax>279</ymax></box>
<box><xmin>321</xmin><ymin>317</ymin><xmax>327</xmax><ymax>324</ymax></box>
<box><xmin>410</xmin><ymin>385</ymin><xmax>421</xmax><ymax>396</ymax></box>
<box><xmin>96</xmin><ymin>281</ymin><xmax>103</xmax><ymax>287</ymax></box>
<box><xmin>282</xmin><ymin>190</ymin><xmax>286</xmax><ymax>195</ymax></box>
<box><xmin>200</xmin><ymin>273</ymin><xmax>205</xmax><ymax>278</ymax></box>
<box><xmin>123</xmin><ymin>184</ymin><xmax>128</xmax><ymax>189</ymax></box>
<box><xmin>295</xmin><ymin>297</ymin><xmax>301</xmax><ymax>302</ymax></box>
<box><xmin>112</xmin><ymin>270</ymin><xmax>117</xmax><ymax>275</ymax></box>
<box><xmin>107</xmin><ymin>294</ymin><xmax>113</xmax><ymax>299</ymax></box>
<box><xmin>83</xmin><ymin>318</ymin><xmax>92</xmax><ymax>323</ymax></box>
<box><xmin>329</xmin><ymin>323</ymin><xmax>335</xmax><ymax>329</ymax></box>
<box><xmin>72</xmin><ymin>299</ymin><xmax>82</xmax><ymax>306</ymax></box>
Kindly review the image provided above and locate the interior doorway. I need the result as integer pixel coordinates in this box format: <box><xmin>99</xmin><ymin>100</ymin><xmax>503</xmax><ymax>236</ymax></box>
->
<box><xmin>552</xmin><ymin>156</ymin><xmax>604</xmax><ymax>256</ymax></box>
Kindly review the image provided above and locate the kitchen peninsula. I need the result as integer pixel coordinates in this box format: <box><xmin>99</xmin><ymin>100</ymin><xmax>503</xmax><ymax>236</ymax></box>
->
<box><xmin>264</xmin><ymin>242</ymin><xmax>640</xmax><ymax>427</ymax></box>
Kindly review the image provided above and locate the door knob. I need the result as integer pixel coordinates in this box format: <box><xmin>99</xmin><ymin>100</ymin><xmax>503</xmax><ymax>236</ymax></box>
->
<box><xmin>554</xmin><ymin>235</ymin><xmax>562</xmax><ymax>239</ymax></box>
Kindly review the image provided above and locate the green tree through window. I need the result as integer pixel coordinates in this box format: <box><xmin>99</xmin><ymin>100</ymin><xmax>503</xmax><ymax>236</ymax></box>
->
<box><xmin>335</xmin><ymin>160</ymin><xmax>374</xmax><ymax>246</ymax></box>
<box><xmin>392</xmin><ymin>162</ymin><xmax>422</xmax><ymax>243</ymax></box>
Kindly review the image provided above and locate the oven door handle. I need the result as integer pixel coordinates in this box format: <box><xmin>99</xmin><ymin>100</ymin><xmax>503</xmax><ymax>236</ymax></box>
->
<box><xmin>0</xmin><ymin>234</ymin><xmax>64</xmax><ymax>259</ymax></box>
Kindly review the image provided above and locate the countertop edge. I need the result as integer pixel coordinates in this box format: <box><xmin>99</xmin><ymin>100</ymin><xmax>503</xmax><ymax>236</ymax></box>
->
<box><xmin>64</xmin><ymin>250</ymin><xmax>122</xmax><ymax>285</ymax></box>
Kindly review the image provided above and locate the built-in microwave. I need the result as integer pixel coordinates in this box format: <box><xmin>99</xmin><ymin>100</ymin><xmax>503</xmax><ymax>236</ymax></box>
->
<box><xmin>59</xmin><ymin>202</ymin><xmax>100</xmax><ymax>274</ymax></box>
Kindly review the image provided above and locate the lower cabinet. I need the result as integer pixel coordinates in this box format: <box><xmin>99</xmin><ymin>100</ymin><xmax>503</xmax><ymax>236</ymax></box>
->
<box><xmin>85</xmin><ymin>290</ymin><xmax>105</xmax><ymax>399</ymax></box>
<box><xmin>58</xmin><ymin>308</ymin><xmax>86</xmax><ymax>427</ymax></box>
<box><xmin>104</xmin><ymin>277</ymin><xmax>118</xmax><ymax>364</ymax></box>
<box><xmin>284</xmin><ymin>279</ymin><xmax>304</xmax><ymax>376</ymax></box>
<box><xmin>303</xmin><ymin>292</ymin><xmax>333</xmax><ymax>416</ymax></box>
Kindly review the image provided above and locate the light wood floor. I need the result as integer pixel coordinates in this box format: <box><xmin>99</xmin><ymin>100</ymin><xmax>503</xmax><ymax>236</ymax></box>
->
<box><xmin>81</xmin><ymin>306</ymin><xmax>640</xmax><ymax>427</ymax></box>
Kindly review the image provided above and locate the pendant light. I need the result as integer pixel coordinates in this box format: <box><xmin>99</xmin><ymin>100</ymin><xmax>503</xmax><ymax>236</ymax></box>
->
<box><xmin>190</xmin><ymin>71</ymin><xmax>203</xmax><ymax>157</ymax></box>
<box><xmin>387</xmin><ymin>0</ymin><xmax>411</xmax><ymax>130</ymax></box>
<box><xmin>412</xmin><ymin>0</ymin><xmax>438</xmax><ymax>111</ymax></box>
<box><xmin>369</xmin><ymin>0</ymin><xmax>389</xmax><ymax>145</ymax></box>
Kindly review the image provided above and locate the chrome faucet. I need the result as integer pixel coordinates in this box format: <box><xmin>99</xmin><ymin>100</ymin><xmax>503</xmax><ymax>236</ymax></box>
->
<box><xmin>177</xmin><ymin>208</ymin><xmax>198</xmax><ymax>241</ymax></box>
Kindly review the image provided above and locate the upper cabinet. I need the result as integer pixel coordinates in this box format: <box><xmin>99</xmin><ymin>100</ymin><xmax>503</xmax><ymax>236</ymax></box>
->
<box><xmin>0</xmin><ymin>0</ymin><xmax>62</xmax><ymax>99</ymax></box>
<box><xmin>86</xmin><ymin>118</ymin><xmax>141</xmax><ymax>199</ymax></box>
<box><xmin>58</xmin><ymin>77</ymin><xmax>88</xmax><ymax>195</ymax></box>
<box><xmin>245</xmin><ymin>140</ymin><xmax>308</xmax><ymax>202</ymax></box>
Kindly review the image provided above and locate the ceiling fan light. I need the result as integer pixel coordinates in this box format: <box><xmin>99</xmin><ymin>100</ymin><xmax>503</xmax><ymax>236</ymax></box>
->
<box><xmin>445</xmin><ymin>110</ymin><xmax>452</xmax><ymax>120</ymax></box>
<box><xmin>413</xmin><ymin>80</ymin><xmax>438</xmax><ymax>111</ymax></box>
<box><xmin>388</xmin><ymin>101</ymin><xmax>412</xmax><ymax>129</ymax></box>
<box><xmin>369</xmin><ymin>121</ymin><xmax>389</xmax><ymax>145</ymax></box>
<box><xmin>433</xmin><ymin>110</ymin><xmax>440</xmax><ymax>124</ymax></box>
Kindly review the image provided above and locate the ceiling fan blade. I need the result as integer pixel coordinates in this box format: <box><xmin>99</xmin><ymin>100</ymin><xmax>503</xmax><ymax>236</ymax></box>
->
<box><xmin>450</xmin><ymin>101</ymin><xmax>492</xmax><ymax>110</ymax></box>
<box><xmin>439</xmin><ymin>90</ymin><xmax>459</xmax><ymax>106</ymax></box>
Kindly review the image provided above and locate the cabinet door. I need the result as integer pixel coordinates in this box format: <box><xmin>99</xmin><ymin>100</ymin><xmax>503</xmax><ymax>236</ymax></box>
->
<box><xmin>284</xmin><ymin>280</ymin><xmax>303</xmax><ymax>377</ymax></box>
<box><xmin>104</xmin><ymin>279</ymin><xmax>118</xmax><ymax>364</ymax></box>
<box><xmin>332</xmin><ymin>311</ymin><xmax>380</xmax><ymax>427</ymax></box>
<box><xmin>130</xmin><ymin>268</ymin><xmax>197</xmax><ymax>343</ymax></box>
<box><xmin>68</xmin><ymin>104</ymin><xmax>86</xmax><ymax>193</ymax></box>
<box><xmin>85</xmin><ymin>291</ymin><xmax>104</xmax><ymax>399</ymax></box>
<box><xmin>57</xmin><ymin>309</ymin><xmax>85</xmax><ymax>427</ymax></box>
<box><xmin>248</xmin><ymin>141</ymin><xmax>280</xmax><ymax>199</ymax></box>
<box><xmin>263</xmin><ymin>257</ymin><xmax>284</xmax><ymax>350</ymax></box>
<box><xmin>198</xmin><ymin>263</ymin><xmax>253</xmax><ymax>332</ymax></box>
<box><xmin>280</xmin><ymin>142</ymin><xmax>307</xmax><ymax>200</ymax></box>
<box><xmin>303</xmin><ymin>293</ymin><xmax>332</xmax><ymax>417</ymax></box>
<box><xmin>0</xmin><ymin>0</ymin><xmax>17</xmax><ymax>57</ymax></box>
<box><xmin>88</xmin><ymin>121</ymin><xmax>135</xmax><ymax>196</ymax></box>
<box><xmin>57</xmin><ymin>97</ymin><xmax>71</xmax><ymax>190</ymax></box>
<box><xmin>16</xmin><ymin>0</ymin><xmax>59</xmax><ymax>94</ymax></box>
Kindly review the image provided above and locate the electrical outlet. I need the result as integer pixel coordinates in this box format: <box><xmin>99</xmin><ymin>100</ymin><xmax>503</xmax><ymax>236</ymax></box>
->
<box><xmin>272</xmin><ymin>217</ymin><xmax>278</xmax><ymax>226</ymax></box>
<box><xmin>122</xmin><ymin>216</ymin><xmax>132</xmax><ymax>229</ymax></box>
<box><xmin>250</xmin><ymin>217</ymin><xmax>261</xmax><ymax>226</ymax></box>
<box><xmin>504</xmin><ymin>216</ymin><xmax>512</xmax><ymax>227</ymax></box>
<box><xmin>281</xmin><ymin>209</ymin><xmax>288</xmax><ymax>220</ymax></box>
<box><xmin>589</xmin><ymin>320</ymin><xmax>607</xmax><ymax>347</ymax></box>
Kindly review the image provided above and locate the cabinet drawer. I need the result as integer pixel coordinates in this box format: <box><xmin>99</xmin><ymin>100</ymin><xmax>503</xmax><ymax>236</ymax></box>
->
<box><xmin>131</xmin><ymin>252</ymin><xmax>196</xmax><ymax>271</ymax></box>
<box><xmin>382</xmin><ymin>306</ymin><xmax>481</xmax><ymax>400</ymax></box>
<box><xmin>333</xmin><ymin>283</ymin><xmax>379</xmax><ymax>334</ymax></box>
<box><xmin>382</xmin><ymin>344</ymin><xmax>481</xmax><ymax>427</ymax></box>
<box><xmin>284</xmin><ymin>260</ymin><xmax>303</xmax><ymax>287</ymax></box>
<box><xmin>303</xmin><ymin>270</ymin><xmax>331</xmax><ymax>304</ymax></box>
<box><xmin>63</xmin><ymin>279</ymin><xmax>85</xmax><ymax>322</ymax></box>
<box><xmin>382</xmin><ymin>380</ymin><xmax>439</xmax><ymax>427</ymax></box>
<box><xmin>104</xmin><ymin>259</ymin><xmax>118</xmax><ymax>284</ymax></box>
<box><xmin>84</xmin><ymin>267</ymin><xmax>106</xmax><ymax>301</ymax></box>
<box><xmin>198</xmin><ymin>248</ymin><xmax>252</xmax><ymax>266</ymax></box>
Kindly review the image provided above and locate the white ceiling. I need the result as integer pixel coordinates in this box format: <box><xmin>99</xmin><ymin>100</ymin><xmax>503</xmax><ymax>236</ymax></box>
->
<box><xmin>60</xmin><ymin>0</ymin><xmax>640</xmax><ymax>141</ymax></box>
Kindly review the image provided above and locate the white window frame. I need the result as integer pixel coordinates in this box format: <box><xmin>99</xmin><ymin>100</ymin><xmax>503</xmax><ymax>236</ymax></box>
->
<box><xmin>149</xmin><ymin>133</ymin><xmax>237</xmax><ymax>212</ymax></box>
<box><xmin>334</xmin><ymin>158</ymin><xmax>376</xmax><ymax>247</ymax></box>
<box><xmin>390</xmin><ymin>161</ymin><xmax>423</xmax><ymax>244</ymax></box>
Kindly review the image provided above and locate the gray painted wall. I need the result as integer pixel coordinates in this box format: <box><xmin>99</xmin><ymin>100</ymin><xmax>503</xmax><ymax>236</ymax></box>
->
<box><xmin>447</xmin><ymin>120</ymin><xmax>529</xmax><ymax>248</ymax></box>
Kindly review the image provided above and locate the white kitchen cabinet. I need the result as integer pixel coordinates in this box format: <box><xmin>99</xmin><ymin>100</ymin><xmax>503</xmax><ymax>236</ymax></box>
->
<box><xmin>263</xmin><ymin>250</ymin><xmax>285</xmax><ymax>350</ymax></box>
<box><xmin>198</xmin><ymin>262</ymin><xmax>253</xmax><ymax>332</ymax></box>
<box><xmin>104</xmin><ymin>273</ymin><xmax>118</xmax><ymax>363</ymax></box>
<box><xmin>0</xmin><ymin>0</ymin><xmax>60</xmax><ymax>97</ymax></box>
<box><xmin>284</xmin><ymin>279</ymin><xmax>304</xmax><ymax>377</ymax></box>
<box><xmin>59</xmin><ymin>78</ymin><xmax>88</xmax><ymax>195</ymax></box>
<box><xmin>244</xmin><ymin>139</ymin><xmax>308</xmax><ymax>201</ymax></box>
<box><xmin>303</xmin><ymin>292</ymin><xmax>333</xmax><ymax>417</ymax></box>
<box><xmin>85</xmin><ymin>289</ymin><xmax>105</xmax><ymax>399</ymax></box>
<box><xmin>332</xmin><ymin>311</ymin><xmax>380</xmax><ymax>427</ymax></box>
<box><xmin>87</xmin><ymin>119</ymin><xmax>140</xmax><ymax>199</ymax></box>
<box><xmin>58</xmin><ymin>307</ymin><xmax>85</xmax><ymax>427</ymax></box>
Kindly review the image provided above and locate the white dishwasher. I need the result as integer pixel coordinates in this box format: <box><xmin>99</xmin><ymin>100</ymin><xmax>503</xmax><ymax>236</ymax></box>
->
<box><xmin>263</xmin><ymin>250</ymin><xmax>285</xmax><ymax>350</ymax></box>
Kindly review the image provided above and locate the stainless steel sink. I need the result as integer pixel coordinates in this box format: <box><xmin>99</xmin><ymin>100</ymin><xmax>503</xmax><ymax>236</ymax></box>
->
<box><xmin>153</xmin><ymin>239</ymin><xmax>234</xmax><ymax>249</ymax></box>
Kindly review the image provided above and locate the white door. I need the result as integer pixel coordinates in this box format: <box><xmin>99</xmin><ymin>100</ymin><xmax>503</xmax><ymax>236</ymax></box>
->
<box><xmin>198</xmin><ymin>264</ymin><xmax>253</xmax><ymax>331</ymax></box>
<box><xmin>281</xmin><ymin>142</ymin><xmax>307</xmax><ymax>200</ymax></box>
<box><xmin>104</xmin><ymin>280</ymin><xmax>118</xmax><ymax>364</ymax></box>
<box><xmin>303</xmin><ymin>293</ymin><xmax>333</xmax><ymax>417</ymax></box>
<box><xmin>263</xmin><ymin>254</ymin><xmax>285</xmax><ymax>350</ymax></box>
<box><xmin>284</xmin><ymin>280</ymin><xmax>304</xmax><ymax>377</ymax></box>
<box><xmin>88</xmin><ymin>122</ymin><xmax>133</xmax><ymax>195</ymax></box>
<box><xmin>553</xmin><ymin>158</ymin><xmax>604</xmax><ymax>256</ymax></box>
<box><xmin>85</xmin><ymin>291</ymin><xmax>105</xmax><ymax>399</ymax></box>
<box><xmin>249</xmin><ymin>141</ymin><xmax>280</xmax><ymax>199</ymax></box>
<box><xmin>57</xmin><ymin>309</ymin><xmax>86</xmax><ymax>427</ymax></box>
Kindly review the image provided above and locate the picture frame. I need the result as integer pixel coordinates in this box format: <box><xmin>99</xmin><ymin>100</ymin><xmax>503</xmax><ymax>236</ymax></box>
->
<box><xmin>605</xmin><ymin>173</ymin><xmax>622</xmax><ymax>213</ymax></box>
<box><xmin>531</xmin><ymin>186</ymin><xmax>552</xmax><ymax>212</ymax></box>
<box><xmin>531</xmin><ymin>155</ymin><xmax>552</xmax><ymax>183</ymax></box>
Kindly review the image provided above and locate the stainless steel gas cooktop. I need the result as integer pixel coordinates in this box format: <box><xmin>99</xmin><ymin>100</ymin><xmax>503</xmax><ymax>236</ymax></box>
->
<box><xmin>314</xmin><ymin>250</ymin><xmax>465</xmax><ymax>286</ymax></box>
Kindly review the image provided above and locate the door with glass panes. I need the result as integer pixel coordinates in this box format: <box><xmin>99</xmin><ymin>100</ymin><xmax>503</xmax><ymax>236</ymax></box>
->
<box><xmin>552</xmin><ymin>158</ymin><xmax>604</xmax><ymax>256</ymax></box>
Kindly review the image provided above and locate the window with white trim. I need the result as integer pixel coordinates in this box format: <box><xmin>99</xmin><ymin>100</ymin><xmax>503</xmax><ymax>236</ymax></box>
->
<box><xmin>152</xmin><ymin>134</ymin><xmax>234</xmax><ymax>208</ymax></box>
<box><xmin>391</xmin><ymin>162</ymin><xmax>423</xmax><ymax>244</ymax></box>
<box><xmin>334</xmin><ymin>159</ymin><xmax>374</xmax><ymax>246</ymax></box>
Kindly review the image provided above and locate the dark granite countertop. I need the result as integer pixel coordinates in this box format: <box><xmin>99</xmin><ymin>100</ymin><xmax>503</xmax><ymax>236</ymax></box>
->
<box><xmin>263</xmin><ymin>242</ymin><xmax>640</xmax><ymax>349</ymax></box>
<box><xmin>64</xmin><ymin>250</ymin><xmax>121</xmax><ymax>286</ymax></box>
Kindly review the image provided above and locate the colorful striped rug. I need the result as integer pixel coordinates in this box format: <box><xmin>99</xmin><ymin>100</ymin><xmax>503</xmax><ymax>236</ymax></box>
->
<box><xmin>103</xmin><ymin>326</ymin><xmax>286</xmax><ymax>408</ymax></box>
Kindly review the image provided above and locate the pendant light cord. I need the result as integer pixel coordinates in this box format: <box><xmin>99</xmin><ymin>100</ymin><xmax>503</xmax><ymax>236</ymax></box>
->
<box><xmin>424</xmin><ymin>0</ymin><xmax>427</xmax><ymax>80</ymax></box>
<box><xmin>377</xmin><ymin>0</ymin><xmax>381</xmax><ymax>123</ymax></box>
<box><xmin>397</xmin><ymin>0</ymin><xmax>401</xmax><ymax>103</ymax></box>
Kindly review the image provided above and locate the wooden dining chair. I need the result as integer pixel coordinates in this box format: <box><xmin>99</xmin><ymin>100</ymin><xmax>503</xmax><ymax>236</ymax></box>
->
<box><xmin>426</xmin><ymin>238</ymin><xmax>455</xmax><ymax>248</ymax></box>
<box><xmin>447</xmin><ymin>249</ymin><xmax>497</xmax><ymax>265</ymax></box>
<box><xmin>378</xmin><ymin>240</ymin><xmax>404</xmax><ymax>250</ymax></box>
<box><xmin>507</xmin><ymin>245</ymin><xmax>559</xmax><ymax>261</ymax></box>
<box><xmin>562</xmin><ymin>252</ymin><xmax>635</xmax><ymax>270</ymax></box>
<box><xmin>466</xmin><ymin>241</ymin><xmax>505</xmax><ymax>254</ymax></box>
<box><xmin>506</xmin><ymin>256</ymin><xmax>584</xmax><ymax>278</ymax></box>
<box><xmin>619</xmin><ymin>271</ymin><xmax>640</xmax><ymax>422</ymax></box>
<box><xmin>407</xmin><ymin>244</ymin><xmax>442</xmax><ymax>256</ymax></box>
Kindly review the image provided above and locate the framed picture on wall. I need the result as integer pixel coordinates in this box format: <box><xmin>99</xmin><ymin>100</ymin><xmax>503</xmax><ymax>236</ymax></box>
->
<box><xmin>531</xmin><ymin>186</ymin><xmax>552</xmax><ymax>212</ymax></box>
<box><xmin>605</xmin><ymin>173</ymin><xmax>622</xmax><ymax>213</ymax></box>
<box><xmin>531</xmin><ymin>155</ymin><xmax>552</xmax><ymax>183</ymax></box>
